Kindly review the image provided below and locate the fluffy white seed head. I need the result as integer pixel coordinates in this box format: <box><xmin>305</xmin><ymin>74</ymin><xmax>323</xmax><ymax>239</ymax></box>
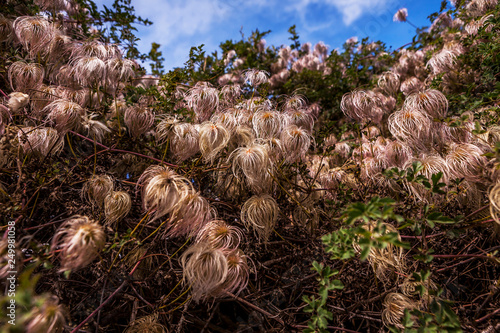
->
<box><xmin>196</xmin><ymin>220</ymin><xmax>243</xmax><ymax>250</ymax></box>
<box><xmin>124</xmin><ymin>105</ymin><xmax>154</xmax><ymax>138</ymax></box>
<box><xmin>199</xmin><ymin>121</ymin><xmax>230</xmax><ymax>164</ymax></box>
<box><xmin>8</xmin><ymin>92</ymin><xmax>30</xmax><ymax>113</ymax></box>
<box><xmin>241</xmin><ymin>194</ymin><xmax>279</xmax><ymax>242</ymax></box>
<box><xmin>104</xmin><ymin>191</ymin><xmax>132</xmax><ymax>225</ymax></box>
<box><xmin>17</xmin><ymin>126</ymin><xmax>64</xmax><ymax>157</ymax></box>
<box><xmin>51</xmin><ymin>216</ymin><xmax>106</xmax><ymax>272</ymax></box>
<box><xmin>280</xmin><ymin>125</ymin><xmax>312</xmax><ymax>163</ymax></box>
<box><xmin>229</xmin><ymin>143</ymin><xmax>272</xmax><ymax>193</ymax></box>
<box><xmin>44</xmin><ymin>99</ymin><xmax>86</xmax><ymax>133</ymax></box>
<box><xmin>137</xmin><ymin>165</ymin><xmax>193</xmax><ymax>222</ymax></box>
<box><xmin>8</xmin><ymin>61</ymin><xmax>45</xmax><ymax>92</ymax></box>
<box><xmin>404</xmin><ymin>89</ymin><xmax>448</xmax><ymax>119</ymax></box>
<box><xmin>180</xmin><ymin>242</ymin><xmax>228</xmax><ymax>302</ymax></box>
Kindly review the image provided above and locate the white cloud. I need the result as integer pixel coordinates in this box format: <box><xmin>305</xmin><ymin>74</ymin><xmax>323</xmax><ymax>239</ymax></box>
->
<box><xmin>287</xmin><ymin>0</ymin><xmax>393</xmax><ymax>26</ymax></box>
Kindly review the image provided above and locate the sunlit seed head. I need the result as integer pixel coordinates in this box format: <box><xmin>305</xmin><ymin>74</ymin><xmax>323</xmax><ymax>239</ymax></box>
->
<box><xmin>185</xmin><ymin>82</ymin><xmax>219</xmax><ymax>122</ymax></box>
<box><xmin>280</xmin><ymin>125</ymin><xmax>313</xmax><ymax>163</ymax></box>
<box><xmin>229</xmin><ymin>143</ymin><xmax>272</xmax><ymax>193</ymax></box>
<box><xmin>180</xmin><ymin>242</ymin><xmax>228</xmax><ymax>302</ymax></box>
<box><xmin>8</xmin><ymin>61</ymin><xmax>45</xmax><ymax>93</ymax></box>
<box><xmin>70</xmin><ymin>56</ymin><xmax>107</xmax><ymax>87</ymax></box>
<box><xmin>388</xmin><ymin>108</ymin><xmax>432</xmax><ymax>149</ymax></box>
<box><xmin>13</xmin><ymin>16</ymin><xmax>55</xmax><ymax>56</ymax></box>
<box><xmin>137</xmin><ymin>165</ymin><xmax>193</xmax><ymax>222</ymax></box>
<box><xmin>104</xmin><ymin>191</ymin><xmax>132</xmax><ymax>226</ymax></box>
<box><xmin>80</xmin><ymin>113</ymin><xmax>111</xmax><ymax>143</ymax></box>
<box><xmin>51</xmin><ymin>216</ymin><xmax>106</xmax><ymax>272</ymax></box>
<box><xmin>124</xmin><ymin>105</ymin><xmax>155</xmax><ymax>138</ymax></box>
<box><xmin>44</xmin><ymin>99</ymin><xmax>86</xmax><ymax>133</ymax></box>
<box><xmin>378</xmin><ymin>71</ymin><xmax>400</xmax><ymax>95</ymax></box>
<box><xmin>17</xmin><ymin>126</ymin><xmax>64</xmax><ymax>158</ymax></box>
<box><xmin>221</xmin><ymin>248</ymin><xmax>250</xmax><ymax>296</ymax></box>
<box><xmin>155</xmin><ymin>115</ymin><xmax>179</xmax><ymax>144</ymax></box>
<box><xmin>106</xmin><ymin>57</ymin><xmax>136</xmax><ymax>84</ymax></box>
<box><xmin>445</xmin><ymin>143</ymin><xmax>486</xmax><ymax>182</ymax></box>
<box><xmin>241</xmin><ymin>194</ymin><xmax>279</xmax><ymax>243</ymax></box>
<box><xmin>382</xmin><ymin>293</ymin><xmax>417</xmax><ymax>329</ymax></box>
<box><xmin>168</xmin><ymin>122</ymin><xmax>200</xmax><ymax>162</ymax></box>
<box><xmin>196</xmin><ymin>220</ymin><xmax>243</xmax><ymax>250</ymax></box>
<box><xmin>124</xmin><ymin>314</ymin><xmax>167</xmax><ymax>333</ymax></box>
<box><xmin>243</xmin><ymin>69</ymin><xmax>269</xmax><ymax>87</ymax></box>
<box><xmin>7</xmin><ymin>92</ymin><xmax>29</xmax><ymax>113</ymax></box>
<box><xmin>393</xmin><ymin>8</ymin><xmax>408</xmax><ymax>22</ymax></box>
<box><xmin>199</xmin><ymin>121</ymin><xmax>230</xmax><ymax>164</ymax></box>
<box><xmin>168</xmin><ymin>191</ymin><xmax>214</xmax><ymax>238</ymax></box>
<box><xmin>26</xmin><ymin>295</ymin><xmax>66</xmax><ymax>333</ymax></box>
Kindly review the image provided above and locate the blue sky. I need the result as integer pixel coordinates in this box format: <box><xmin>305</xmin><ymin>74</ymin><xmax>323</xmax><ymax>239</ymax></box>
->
<box><xmin>94</xmin><ymin>0</ymin><xmax>450</xmax><ymax>71</ymax></box>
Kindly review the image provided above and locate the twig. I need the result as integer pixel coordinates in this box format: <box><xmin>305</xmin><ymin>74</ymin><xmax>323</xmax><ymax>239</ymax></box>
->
<box><xmin>223</xmin><ymin>291</ymin><xmax>285</xmax><ymax>326</ymax></box>
<box><xmin>70</xmin><ymin>279</ymin><xmax>128</xmax><ymax>333</ymax></box>
<box><xmin>475</xmin><ymin>307</ymin><xmax>500</xmax><ymax>323</ymax></box>
<box><xmin>68</xmin><ymin>130</ymin><xmax>179</xmax><ymax>168</ymax></box>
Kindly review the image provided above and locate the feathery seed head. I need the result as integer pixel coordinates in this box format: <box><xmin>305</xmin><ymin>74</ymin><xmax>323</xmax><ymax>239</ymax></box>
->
<box><xmin>280</xmin><ymin>125</ymin><xmax>312</xmax><ymax>163</ymax></box>
<box><xmin>252</xmin><ymin>110</ymin><xmax>285</xmax><ymax>139</ymax></box>
<box><xmin>80</xmin><ymin>114</ymin><xmax>111</xmax><ymax>142</ymax></box>
<box><xmin>51</xmin><ymin>215</ymin><xmax>105</xmax><ymax>272</ymax></box>
<box><xmin>229</xmin><ymin>143</ymin><xmax>272</xmax><ymax>193</ymax></box>
<box><xmin>138</xmin><ymin>165</ymin><xmax>193</xmax><ymax>222</ymax></box>
<box><xmin>8</xmin><ymin>61</ymin><xmax>44</xmax><ymax>92</ymax></box>
<box><xmin>168</xmin><ymin>191</ymin><xmax>214</xmax><ymax>237</ymax></box>
<box><xmin>181</xmin><ymin>242</ymin><xmax>228</xmax><ymax>302</ymax></box>
<box><xmin>70</xmin><ymin>56</ymin><xmax>107</xmax><ymax>87</ymax></box>
<box><xmin>385</xmin><ymin>140</ymin><xmax>412</xmax><ymax>168</ymax></box>
<box><xmin>44</xmin><ymin>99</ymin><xmax>85</xmax><ymax>133</ymax></box>
<box><xmin>17</xmin><ymin>126</ymin><xmax>64</xmax><ymax>157</ymax></box>
<box><xmin>26</xmin><ymin>296</ymin><xmax>66</xmax><ymax>333</ymax></box>
<box><xmin>382</xmin><ymin>293</ymin><xmax>417</xmax><ymax>329</ymax></box>
<box><xmin>8</xmin><ymin>92</ymin><xmax>29</xmax><ymax>113</ymax></box>
<box><xmin>196</xmin><ymin>220</ymin><xmax>243</xmax><ymax>250</ymax></box>
<box><xmin>125</xmin><ymin>314</ymin><xmax>167</xmax><ymax>333</ymax></box>
<box><xmin>211</xmin><ymin>112</ymin><xmax>238</xmax><ymax>134</ymax></box>
<box><xmin>241</xmin><ymin>194</ymin><xmax>279</xmax><ymax>243</ymax></box>
<box><xmin>243</xmin><ymin>69</ymin><xmax>269</xmax><ymax>87</ymax></box>
<box><xmin>82</xmin><ymin>174</ymin><xmax>114</xmax><ymax>208</ymax></box>
<box><xmin>393</xmin><ymin>8</ymin><xmax>408</xmax><ymax>22</ymax></box>
<box><xmin>221</xmin><ymin>249</ymin><xmax>250</xmax><ymax>296</ymax></box>
<box><xmin>489</xmin><ymin>182</ymin><xmax>500</xmax><ymax>226</ymax></box>
<box><xmin>106</xmin><ymin>57</ymin><xmax>136</xmax><ymax>84</ymax></box>
<box><xmin>169</xmin><ymin>123</ymin><xmax>200</xmax><ymax>162</ymax></box>
<box><xmin>155</xmin><ymin>115</ymin><xmax>179</xmax><ymax>144</ymax></box>
<box><xmin>13</xmin><ymin>16</ymin><xmax>54</xmax><ymax>56</ymax></box>
<box><xmin>185</xmin><ymin>82</ymin><xmax>219</xmax><ymax>122</ymax></box>
<box><xmin>354</xmin><ymin>221</ymin><xmax>405</xmax><ymax>283</ymax></box>
<box><xmin>124</xmin><ymin>105</ymin><xmax>155</xmax><ymax>138</ymax></box>
<box><xmin>400</xmin><ymin>77</ymin><xmax>424</xmax><ymax>96</ymax></box>
<box><xmin>378</xmin><ymin>71</ymin><xmax>400</xmax><ymax>95</ymax></box>
<box><xmin>104</xmin><ymin>191</ymin><xmax>132</xmax><ymax>225</ymax></box>
<box><xmin>388</xmin><ymin>108</ymin><xmax>432</xmax><ymax>149</ymax></box>
<box><xmin>285</xmin><ymin>110</ymin><xmax>315</xmax><ymax>133</ymax></box>
<box><xmin>0</xmin><ymin>14</ymin><xmax>12</xmax><ymax>42</ymax></box>
<box><xmin>199</xmin><ymin>121</ymin><xmax>230</xmax><ymax>164</ymax></box>
<box><xmin>404</xmin><ymin>154</ymin><xmax>449</xmax><ymax>203</ymax></box>
<box><xmin>446</xmin><ymin>143</ymin><xmax>486</xmax><ymax>182</ymax></box>
<box><xmin>404</xmin><ymin>89</ymin><xmax>448</xmax><ymax>119</ymax></box>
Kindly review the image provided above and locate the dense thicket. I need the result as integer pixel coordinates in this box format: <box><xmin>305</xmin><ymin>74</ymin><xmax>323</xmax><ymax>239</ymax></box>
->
<box><xmin>0</xmin><ymin>0</ymin><xmax>499</xmax><ymax>332</ymax></box>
